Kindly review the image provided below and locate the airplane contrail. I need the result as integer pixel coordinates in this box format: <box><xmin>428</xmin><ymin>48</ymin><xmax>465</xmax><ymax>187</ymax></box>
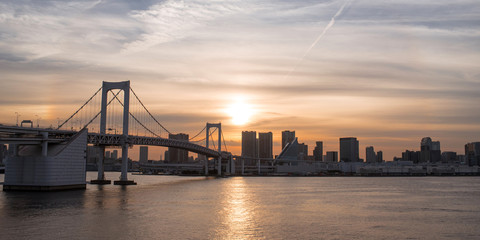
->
<box><xmin>284</xmin><ymin>0</ymin><xmax>353</xmax><ymax>79</ymax></box>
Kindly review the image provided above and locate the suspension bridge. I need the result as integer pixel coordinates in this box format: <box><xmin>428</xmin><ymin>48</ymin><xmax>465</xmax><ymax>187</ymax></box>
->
<box><xmin>0</xmin><ymin>81</ymin><xmax>232</xmax><ymax>190</ymax></box>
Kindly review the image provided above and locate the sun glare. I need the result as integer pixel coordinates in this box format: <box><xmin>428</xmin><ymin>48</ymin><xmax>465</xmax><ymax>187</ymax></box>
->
<box><xmin>226</xmin><ymin>98</ymin><xmax>254</xmax><ymax>126</ymax></box>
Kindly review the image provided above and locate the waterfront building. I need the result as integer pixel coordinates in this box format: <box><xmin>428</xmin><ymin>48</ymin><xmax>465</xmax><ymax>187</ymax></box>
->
<box><xmin>402</xmin><ymin>150</ymin><xmax>421</xmax><ymax>163</ymax></box>
<box><xmin>111</xmin><ymin>150</ymin><xmax>118</xmax><ymax>160</ymax></box>
<box><xmin>139</xmin><ymin>146</ymin><xmax>148</xmax><ymax>164</ymax></box>
<box><xmin>242</xmin><ymin>131</ymin><xmax>257</xmax><ymax>165</ymax></box>
<box><xmin>376</xmin><ymin>151</ymin><xmax>383</xmax><ymax>163</ymax></box>
<box><xmin>105</xmin><ymin>151</ymin><xmax>111</xmax><ymax>159</ymax></box>
<box><xmin>282</xmin><ymin>130</ymin><xmax>295</xmax><ymax>150</ymax></box>
<box><xmin>420</xmin><ymin>137</ymin><xmax>432</xmax><ymax>162</ymax></box>
<box><xmin>441</xmin><ymin>151</ymin><xmax>457</xmax><ymax>163</ymax></box>
<box><xmin>340</xmin><ymin>137</ymin><xmax>359</xmax><ymax>162</ymax></box>
<box><xmin>258</xmin><ymin>132</ymin><xmax>273</xmax><ymax>159</ymax></box>
<box><xmin>326</xmin><ymin>151</ymin><xmax>338</xmax><ymax>162</ymax></box>
<box><xmin>465</xmin><ymin>142</ymin><xmax>480</xmax><ymax>166</ymax></box>
<box><xmin>167</xmin><ymin>133</ymin><xmax>189</xmax><ymax>163</ymax></box>
<box><xmin>298</xmin><ymin>142</ymin><xmax>308</xmax><ymax>160</ymax></box>
<box><xmin>313</xmin><ymin>141</ymin><xmax>323</xmax><ymax>161</ymax></box>
<box><xmin>366</xmin><ymin>146</ymin><xmax>376</xmax><ymax>163</ymax></box>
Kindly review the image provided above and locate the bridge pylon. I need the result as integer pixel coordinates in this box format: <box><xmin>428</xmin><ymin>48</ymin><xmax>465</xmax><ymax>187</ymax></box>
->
<box><xmin>205</xmin><ymin>123</ymin><xmax>222</xmax><ymax>176</ymax></box>
<box><xmin>91</xmin><ymin>81</ymin><xmax>136</xmax><ymax>185</ymax></box>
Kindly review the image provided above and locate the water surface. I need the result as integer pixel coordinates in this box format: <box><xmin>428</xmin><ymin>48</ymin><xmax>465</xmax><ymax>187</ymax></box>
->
<box><xmin>1</xmin><ymin>173</ymin><xmax>479</xmax><ymax>239</ymax></box>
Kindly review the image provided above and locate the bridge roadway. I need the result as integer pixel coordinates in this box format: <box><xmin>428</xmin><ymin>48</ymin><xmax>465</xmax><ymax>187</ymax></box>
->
<box><xmin>0</xmin><ymin>125</ymin><xmax>228</xmax><ymax>159</ymax></box>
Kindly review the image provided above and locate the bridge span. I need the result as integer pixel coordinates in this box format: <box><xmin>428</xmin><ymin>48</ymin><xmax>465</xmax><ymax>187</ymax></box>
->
<box><xmin>0</xmin><ymin>80</ymin><xmax>232</xmax><ymax>190</ymax></box>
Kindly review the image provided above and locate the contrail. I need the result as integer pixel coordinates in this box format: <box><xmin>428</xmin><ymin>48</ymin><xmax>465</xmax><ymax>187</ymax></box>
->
<box><xmin>284</xmin><ymin>0</ymin><xmax>352</xmax><ymax>79</ymax></box>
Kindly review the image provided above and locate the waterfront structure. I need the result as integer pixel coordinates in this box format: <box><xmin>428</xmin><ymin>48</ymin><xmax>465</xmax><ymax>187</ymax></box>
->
<box><xmin>420</xmin><ymin>137</ymin><xmax>441</xmax><ymax>163</ymax></box>
<box><xmin>402</xmin><ymin>150</ymin><xmax>420</xmax><ymax>163</ymax></box>
<box><xmin>282</xmin><ymin>130</ymin><xmax>295</xmax><ymax>150</ymax></box>
<box><xmin>442</xmin><ymin>151</ymin><xmax>457</xmax><ymax>163</ymax></box>
<box><xmin>258</xmin><ymin>132</ymin><xmax>273</xmax><ymax>159</ymax></box>
<box><xmin>366</xmin><ymin>146</ymin><xmax>376</xmax><ymax>163</ymax></box>
<box><xmin>326</xmin><ymin>151</ymin><xmax>338</xmax><ymax>162</ymax></box>
<box><xmin>0</xmin><ymin>144</ymin><xmax>6</xmax><ymax>164</ymax></box>
<box><xmin>167</xmin><ymin>133</ymin><xmax>189</xmax><ymax>163</ymax></box>
<box><xmin>139</xmin><ymin>146</ymin><xmax>148</xmax><ymax>164</ymax></box>
<box><xmin>340</xmin><ymin>137</ymin><xmax>359</xmax><ymax>162</ymax></box>
<box><xmin>377</xmin><ymin>151</ymin><xmax>383</xmax><ymax>163</ymax></box>
<box><xmin>242</xmin><ymin>131</ymin><xmax>257</xmax><ymax>158</ymax></box>
<box><xmin>111</xmin><ymin>150</ymin><xmax>118</xmax><ymax>160</ymax></box>
<box><xmin>313</xmin><ymin>141</ymin><xmax>323</xmax><ymax>161</ymax></box>
<box><xmin>276</xmin><ymin>137</ymin><xmax>299</xmax><ymax>164</ymax></box>
<box><xmin>298</xmin><ymin>142</ymin><xmax>308</xmax><ymax>160</ymax></box>
<box><xmin>465</xmin><ymin>142</ymin><xmax>480</xmax><ymax>166</ymax></box>
<box><xmin>4</xmin><ymin>129</ymin><xmax>88</xmax><ymax>190</ymax></box>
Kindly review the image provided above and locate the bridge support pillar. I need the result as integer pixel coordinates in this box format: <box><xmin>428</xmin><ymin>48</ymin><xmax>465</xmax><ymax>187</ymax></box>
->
<box><xmin>217</xmin><ymin>156</ymin><xmax>222</xmax><ymax>176</ymax></box>
<box><xmin>258</xmin><ymin>159</ymin><xmax>261</xmax><ymax>175</ymax></box>
<box><xmin>241</xmin><ymin>158</ymin><xmax>244</xmax><ymax>176</ymax></box>
<box><xmin>114</xmin><ymin>142</ymin><xmax>136</xmax><ymax>185</ymax></box>
<box><xmin>204</xmin><ymin>158</ymin><xmax>209</xmax><ymax>176</ymax></box>
<box><xmin>90</xmin><ymin>146</ymin><xmax>111</xmax><ymax>185</ymax></box>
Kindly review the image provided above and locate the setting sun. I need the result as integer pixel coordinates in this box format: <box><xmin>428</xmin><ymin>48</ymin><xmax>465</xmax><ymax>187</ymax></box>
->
<box><xmin>226</xmin><ymin>98</ymin><xmax>254</xmax><ymax>126</ymax></box>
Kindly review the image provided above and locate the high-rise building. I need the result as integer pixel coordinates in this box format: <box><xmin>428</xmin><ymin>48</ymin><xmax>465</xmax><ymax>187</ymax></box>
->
<box><xmin>282</xmin><ymin>130</ymin><xmax>295</xmax><ymax>150</ymax></box>
<box><xmin>420</xmin><ymin>137</ymin><xmax>442</xmax><ymax>163</ymax></box>
<box><xmin>168</xmin><ymin>133</ymin><xmax>189</xmax><ymax>163</ymax></box>
<box><xmin>366</xmin><ymin>146</ymin><xmax>376</xmax><ymax>163</ymax></box>
<box><xmin>465</xmin><ymin>142</ymin><xmax>480</xmax><ymax>166</ymax></box>
<box><xmin>441</xmin><ymin>151</ymin><xmax>457</xmax><ymax>163</ymax></box>
<box><xmin>420</xmin><ymin>137</ymin><xmax>432</xmax><ymax>162</ymax></box>
<box><xmin>313</xmin><ymin>141</ymin><xmax>323</xmax><ymax>161</ymax></box>
<box><xmin>258</xmin><ymin>132</ymin><xmax>273</xmax><ymax>159</ymax></box>
<box><xmin>139</xmin><ymin>146</ymin><xmax>148</xmax><ymax>164</ymax></box>
<box><xmin>242</xmin><ymin>131</ymin><xmax>257</xmax><ymax>158</ymax></box>
<box><xmin>111</xmin><ymin>150</ymin><xmax>118</xmax><ymax>160</ymax></box>
<box><xmin>340</xmin><ymin>137</ymin><xmax>359</xmax><ymax>162</ymax></box>
<box><xmin>297</xmin><ymin>142</ymin><xmax>308</xmax><ymax>160</ymax></box>
<box><xmin>326</xmin><ymin>151</ymin><xmax>338</xmax><ymax>162</ymax></box>
<box><xmin>242</xmin><ymin>131</ymin><xmax>257</xmax><ymax>166</ymax></box>
<box><xmin>376</xmin><ymin>151</ymin><xmax>383</xmax><ymax>163</ymax></box>
<box><xmin>402</xmin><ymin>150</ymin><xmax>420</xmax><ymax>163</ymax></box>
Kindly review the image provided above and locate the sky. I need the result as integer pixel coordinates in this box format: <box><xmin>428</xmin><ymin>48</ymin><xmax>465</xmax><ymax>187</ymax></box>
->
<box><xmin>1</xmin><ymin>0</ymin><xmax>479</xmax><ymax>160</ymax></box>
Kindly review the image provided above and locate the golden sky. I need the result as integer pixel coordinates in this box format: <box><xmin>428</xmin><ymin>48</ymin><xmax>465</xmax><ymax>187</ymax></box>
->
<box><xmin>1</xmin><ymin>0</ymin><xmax>479</xmax><ymax>160</ymax></box>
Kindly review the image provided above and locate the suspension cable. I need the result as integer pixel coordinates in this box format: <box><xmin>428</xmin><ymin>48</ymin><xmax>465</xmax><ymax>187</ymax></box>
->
<box><xmin>221</xmin><ymin>129</ymin><xmax>228</xmax><ymax>152</ymax></box>
<box><xmin>189</xmin><ymin>126</ymin><xmax>206</xmax><ymax>140</ymax></box>
<box><xmin>111</xmin><ymin>92</ymin><xmax>161</xmax><ymax>138</ymax></box>
<box><xmin>57</xmin><ymin>86</ymin><xmax>102</xmax><ymax>130</ymax></box>
<box><xmin>80</xmin><ymin>90</ymin><xmax>122</xmax><ymax>130</ymax></box>
<box><xmin>130</xmin><ymin>87</ymin><xmax>172</xmax><ymax>134</ymax></box>
<box><xmin>209</xmin><ymin>128</ymin><xmax>217</xmax><ymax>150</ymax></box>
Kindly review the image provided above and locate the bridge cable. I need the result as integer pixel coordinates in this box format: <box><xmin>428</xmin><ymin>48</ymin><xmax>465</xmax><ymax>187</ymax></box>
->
<box><xmin>80</xmin><ymin>90</ymin><xmax>122</xmax><ymax>130</ymax></box>
<box><xmin>130</xmin><ymin>87</ymin><xmax>172</xmax><ymax>135</ymax></box>
<box><xmin>110</xmin><ymin>92</ymin><xmax>161</xmax><ymax>138</ymax></box>
<box><xmin>57</xmin><ymin>86</ymin><xmax>102</xmax><ymax>130</ymax></box>
<box><xmin>209</xmin><ymin>128</ymin><xmax>217</xmax><ymax>150</ymax></box>
<box><xmin>189</xmin><ymin>126</ymin><xmax>206</xmax><ymax>141</ymax></box>
<box><xmin>221</xmin><ymin>129</ymin><xmax>228</xmax><ymax>152</ymax></box>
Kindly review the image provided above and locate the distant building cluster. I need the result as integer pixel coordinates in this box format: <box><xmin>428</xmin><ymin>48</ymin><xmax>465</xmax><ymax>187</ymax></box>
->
<box><xmin>234</xmin><ymin>130</ymin><xmax>480</xmax><ymax>176</ymax></box>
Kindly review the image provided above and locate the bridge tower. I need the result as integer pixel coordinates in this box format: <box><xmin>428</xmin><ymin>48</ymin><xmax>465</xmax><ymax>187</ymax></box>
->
<box><xmin>205</xmin><ymin>123</ymin><xmax>222</xmax><ymax>176</ymax></box>
<box><xmin>92</xmin><ymin>81</ymin><xmax>136</xmax><ymax>185</ymax></box>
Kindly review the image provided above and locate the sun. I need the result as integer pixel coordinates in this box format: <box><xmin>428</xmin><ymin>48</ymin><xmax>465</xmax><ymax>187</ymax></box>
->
<box><xmin>226</xmin><ymin>98</ymin><xmax>254</xmax><ymax>126</ymax></box>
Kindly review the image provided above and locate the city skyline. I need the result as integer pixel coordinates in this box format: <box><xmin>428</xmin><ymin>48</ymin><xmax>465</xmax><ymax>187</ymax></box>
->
<box><xmin>1</xmin><ymin>0</ymin><xmax>479</xmax><ymax>160</ymax></box>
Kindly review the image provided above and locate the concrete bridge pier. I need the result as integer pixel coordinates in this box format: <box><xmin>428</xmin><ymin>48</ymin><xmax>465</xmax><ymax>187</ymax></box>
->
<box><xmin>204</xmin><ymin>158</ymin><xmax>209</xmax><ymax>176</ymax></box>
<box><xmin>217</xmin><ymin>156</ymin><xmax>222</xmax><ymax>176</ymax></box>
<box><xmin>90</xmin><ymin>146</ymin><xmax>111</xmax><ymax>184</ymax></box>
